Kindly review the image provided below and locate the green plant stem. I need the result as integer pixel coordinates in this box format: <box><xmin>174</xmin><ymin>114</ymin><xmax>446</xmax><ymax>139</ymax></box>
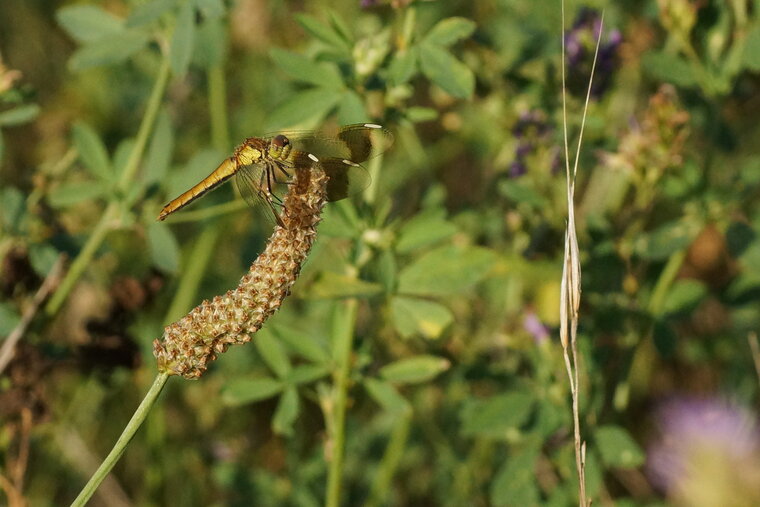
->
<box><xmin>208</xmin><ymin>64</ymin><xmax>230</xmax><ymax>152</ymax></box>
<box><xmin>70</xmin><ymin>372</ymin><xmax>170</xmax><ymax>507</ymax></box>
<box><xmin>45</xmin><ymin>203</ymin><xmax>118</xmax><ymax>315</ymax></box>
<box><xmin>45</xmin><ymin>58</ymin><xmax>172</xmax><ymax>317</ymax></box>
<box><xmin>366</xmin><ymin>412</ymin><xmax>411</xmax><ymax>507</ymax></box>
<box><xmin>326</xmin><ymin>299</ymin><xmax>358</xmax><ymax>507</ymax></box>
<box><xmin>648</xmin><ymin>249</ymin><xmax>687</xmax><ymax>316</ymax></box>
<box><xmin>163</xmin><ymin>225</ymin><xmax>221</xmax><ymax>324</ymax></box>
<box><xmin>118</xmin><ymin>59</ymin><xmax>171</xmax><ymax>191</ymax></box>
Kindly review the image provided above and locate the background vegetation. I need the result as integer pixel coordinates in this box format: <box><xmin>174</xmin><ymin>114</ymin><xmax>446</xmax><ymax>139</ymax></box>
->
<box><xmin>2</xmin><ymin>0</ymin><xmax>760</xmax><ymax>505</ymax></box>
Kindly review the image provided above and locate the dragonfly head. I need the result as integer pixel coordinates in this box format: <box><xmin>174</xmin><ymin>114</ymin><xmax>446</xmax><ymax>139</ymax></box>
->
<box><xmin>269</xmin><ymin>134</ymin><xmax>291</xmax><ymax>160</ymax></box>
<box><xmin>272</xmin><ymin>134</ymin><xmax>290</xmax><ymax>147</ymax></box>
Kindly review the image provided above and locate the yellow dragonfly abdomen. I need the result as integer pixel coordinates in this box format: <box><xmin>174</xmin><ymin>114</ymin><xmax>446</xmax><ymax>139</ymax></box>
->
<box><xmin>157</xmin><ymin>157</ymin><xmax>238</xmax><ymax>221</ymax></box>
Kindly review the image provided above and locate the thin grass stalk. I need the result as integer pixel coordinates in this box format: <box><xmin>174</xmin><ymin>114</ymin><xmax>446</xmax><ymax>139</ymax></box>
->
<box><xmin>559</xmin><ymin>4</ymin><xmax>605</xmax><ymax>506</ymax></box>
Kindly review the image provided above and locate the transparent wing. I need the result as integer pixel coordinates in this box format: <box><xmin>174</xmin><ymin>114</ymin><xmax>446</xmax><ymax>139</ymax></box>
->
<box><xmin>234</xmin><ymin>162</ymin><xmax>279</xmax><ymax>225</ymax></box>
<box><xmin>321</xmin><ymin>157</ymin><xmax>370</xmax><ymax>202</ymax></box>
<box><xmin>268</xmin><ymin>124</ymin><xmax>394</xmax><ymax>164</ymax></box>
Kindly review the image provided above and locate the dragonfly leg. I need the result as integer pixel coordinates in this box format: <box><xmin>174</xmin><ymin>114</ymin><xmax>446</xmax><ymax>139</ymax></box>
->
<box><xmin>260</xmin><ymin>191</ymin><xmax>284</xmax><ymax>227</ymax></box>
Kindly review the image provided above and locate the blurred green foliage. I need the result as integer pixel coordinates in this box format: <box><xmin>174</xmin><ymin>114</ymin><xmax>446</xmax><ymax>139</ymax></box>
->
<box><xmin>1</xmin><ymin>0</ymin><xmax>760</xmax><ymax>505</ymax></box>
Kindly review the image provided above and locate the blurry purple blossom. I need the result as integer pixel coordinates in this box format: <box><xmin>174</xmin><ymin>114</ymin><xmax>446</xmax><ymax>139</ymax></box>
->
<box><xmin>507</xmin><ymin>111</ymin><xmax>559</xmax><ymax>178</ymax></box>
<box><xmin>564</xmin><ymin>7</ymin><xmax>621</xmax><ymax>99</ymax></box>
<box><xmin>523</xmin><ymin>311</ymin><xmax>550</xmax><ymax>344</ymax></box>
<box><xmin>647</xmin><ymin>397</ymin><xmax>760</xmax><ymax>504</ymax></box>
<box><xmin>360</xmin><ymin>0</ymin><xmax>380</xmax><ymax>7</ymax></box>
<box><xmin>508</xmin><ymin>159</ymin><xmax>527</xmax><ymax>178</ymax></box>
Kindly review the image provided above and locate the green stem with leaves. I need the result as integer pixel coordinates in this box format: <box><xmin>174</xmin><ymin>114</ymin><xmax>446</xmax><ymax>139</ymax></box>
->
<box><xmin>46</xmin><ymin>58</ymin><xmax>171</xmax><ymax>316</ymax></box>
<box><xmin>70</xmin><ymin>373</ymin><xmax>170</xmax><ymax>507</ymax></box>
<box><xmin>326</xmin><ymin>299</ymin><xmax>358</xmax><ymax>507</ymax></box>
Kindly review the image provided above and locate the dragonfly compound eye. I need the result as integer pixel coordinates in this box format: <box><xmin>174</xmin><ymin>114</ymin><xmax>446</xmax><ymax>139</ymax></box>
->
<box><xmin>273</xmin><ymin>135</ymin><xmax>290</xmax><ymax>147</ymax></box>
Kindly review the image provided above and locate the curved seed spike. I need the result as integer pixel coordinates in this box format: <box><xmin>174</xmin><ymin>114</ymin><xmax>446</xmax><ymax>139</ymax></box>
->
<box><xmin>153</xmin><ymin>165</ymin><xmax>328</xmax><ymax>379</ymax></box>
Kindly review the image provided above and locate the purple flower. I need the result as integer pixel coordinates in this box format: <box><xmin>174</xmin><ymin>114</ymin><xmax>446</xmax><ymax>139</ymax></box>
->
<box><xmin>523</xmin><ymin>311</ymin><xmax>550</xmax><ymax>344</ymax></box>
<box><xmin>508</xmin><ymin>160</ymin><xmax>527</xmax><ymax>178</ymax></box>
<box><xmin>647</xmin><ymin>397</ymin><xmax>760</xmax><ymax>504</ymax></box>
<box><xmin>563</xmin><ymin>8</ymin><xmax>621</xmax><ymax>98</ymax></box>
<box><xmin>507</xmin><ymin>110</ymin><xmax>554</xmax><ymax>178</ymax></box>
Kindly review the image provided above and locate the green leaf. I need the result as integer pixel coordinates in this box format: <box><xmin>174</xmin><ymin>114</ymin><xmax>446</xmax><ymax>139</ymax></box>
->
<box><xmin>336</xmin><ymin>90</ymin><xmax>367</xmax><ymax>125</ymax></box>
<box><xmin>0</xmin><ymin>303</ymin><xmax>21</xmax><ymax>336</ymax></box>
<box><xmin>418</xmin><ymin>43</ymin><xmax>474</xmax><ymax>98</ymax></box>
<box><xmin>490</xmin><ymin>446</ymin><xmax>540</xmax><ymax>506</ymax></box>
<box><xmin>48</xmin><ymin>181</ymin><xmax>108</xmax><ymax>208</ymax></box>
<box><xmin>272</xmin><ymin>387</ymin><xmax>299</xmax><ymax>436</ymax></box>
<box><xmin>0</xmin><ymin>187</ymin><xmax>24</xmax><ymax>231</ymax></box>
<box><xmin>170</xmin><ymin>1</ymin><xmax>196</xmax><ymax>77</ymax></box>
<box><xmin>56</xmin><ymin>5</ymin><xmax>124</xmax><ymax>43</ymax></box>
<box><xmin>743</xmin><ymin>25</ymin><xmax>760</xmax><ymax>71</ymax></box>
<box><xmin>28</xmin><ymin>244</ymin><xmax>60</xmax><ymax>277</ymax></box>
<box><xmin>145</xmin><ymin>109</ymin><xmax>174</xmax><ymax>186</ymax></box>
<box><xmin>642</xmin><ymin>51</ymin><xmax>697</xmax><ymax>87</ymax></box>
<box><xmin>269</xmin><ymin>48</ymin><xmax>343</xmax><ymax>89</ymax></box>
<box><xmin>364</xmin><ymin>378</ymin><xmax>411</xmax><ymax>415</ymax></box>
<box><xmin>307</xmin><ymin>272</ymin><xmax>383</xmax><ymax>299</ymax></box>
<box><xmin>460</xmin><ymin>391</ymin><xmax>535</xmax><ymax>438</ymax></box>
<box><xmin>327</xmin><ymin>10</ymin><xmax>353</xmax><ymax>45</ymax></box>
<box><xmin>284</xmin><ymin>364</ymin><xmax>329</xmax><ymax>385</ymax></box>
<box><xmin>72</xmin><ymin>122</ymin><xmax>112</xmax><ymax>182</ymax></box>
<box><xmin>193</xmin><ymin>16</ymin><xmax>228</xmax><ymax>69</ymax></box>
<box><xmin>379</xmin><ymin>355</ymin><xmax>450</xmax><ymax>384</ymax></box>
<box><xmin>388</xmin><ymin>47</ymin><xmax>418</xmax><ymax>86</ymax></box>
<box><xmin>662</xmin><ymin>279</ymin><xmax>707</xmax><ymax>315</ymax></box>
<box><xmin>255</xmin><ymin>329</ymin><xmax>291</xmax><ymax>378</ymax></box>
<box><xmin>266</xmin><ymin>87</ymin><xmax>342</xmax><ymax>130</ymax></box>
<box><xmin>319</xmin><ymin>200</ymin><xmax>361</xmax><ymax>238</ymax></box>
<box><xmin>498</xmin><ymin>180</ymin><xmax>548</xmax><ymax>208</ymax></box>
<box><xmin>222</xmin><ymin>377</ymin><xmax>284</xmax><ymax>405</ymax></box>
<box><xmin>398</xmin><ymin>244</ymin><xmax>497</xmax><ymax>296</ymax></box>
<box><xmin>391</xmin><ymin>296</ymin><xmax>453</xmax><ymax>339</ymax></box>
<box><xmin>424</xmin><ymin>17</ymin><xmax>476</xmax><ymax>47</ymax></box>
<box><xmin>295</xmin><ymin>14</ymin><xmax>351</xmax><ymax>53</ymax></box>
<box><xmin>147</xmin><ymin>222</ymin><xmax>180</xmax><ymax>273</ymax></box>
<box><xmin>634</xmin><ymin>221</ymin><xmax>695</xmax><ymax>260</ymax></box>
<box><xmin>0</xmin><ymin>104</ymin><xmax>40</xmax><ymax>127</ymax></box>
<box><xmin>396</xmin><ymin>209</ymin><xmax>458</xmax><ymax>253</ymax></box>
<box><xmin>275</xmin><ymin>323</ymin><xmax>330</xmax><ymax>363</ymax></box>
<box><xmin>68</xmin><ymin>30</ymin><xmax>151</xmax><ymax>71</ymax></box>
<box><xmin>594</xmin><ymin>425</ymin><xmax>645</xmax><ymax>469</ymax></box>
<box><xmin>127</xmin><ymin>0</ymin><xmax>179</xmax><ymax>28</ymax></box>
<box><xmin>406</xmin><ymin>106</ymin><xmax>438</xmax><ymax>123</ymax></box>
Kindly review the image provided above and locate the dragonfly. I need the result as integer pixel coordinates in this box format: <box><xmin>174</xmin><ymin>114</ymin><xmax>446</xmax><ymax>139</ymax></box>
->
<box><xmin>157</xmin><ymin>123</ymin><xmax>393</xmax><ymax>224</ymax></box>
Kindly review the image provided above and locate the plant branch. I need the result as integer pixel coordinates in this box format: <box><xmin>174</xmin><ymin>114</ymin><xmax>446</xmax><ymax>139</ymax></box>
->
<box><xmin>326</xmin><ymin>299</ymin><xmax>358</xmax><ymax>507</ymax></box>
<box><xmin>70</xmin><ymin>373</ymin><xmax>170</xmax><ymax>507</ymax></box>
